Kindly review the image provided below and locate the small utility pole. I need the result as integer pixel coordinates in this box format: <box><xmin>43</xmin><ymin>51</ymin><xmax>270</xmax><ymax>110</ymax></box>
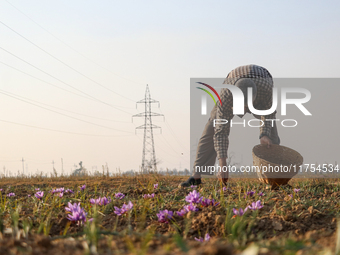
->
<box><xmin>61</xmin><ymin>158</ymin><xmax>64</xmax><ymax>175</ymax></box>
<box><xmin>22</xmin><ymin>158</ymin><xmax>24</xmax><ymax>175</ymax></box>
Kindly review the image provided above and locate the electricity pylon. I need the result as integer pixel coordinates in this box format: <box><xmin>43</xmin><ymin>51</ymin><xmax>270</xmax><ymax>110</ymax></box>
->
<box><xmin>133</xmin><ymin>85</ymin><xmax>164</xmax><ymax>172</ymax></box>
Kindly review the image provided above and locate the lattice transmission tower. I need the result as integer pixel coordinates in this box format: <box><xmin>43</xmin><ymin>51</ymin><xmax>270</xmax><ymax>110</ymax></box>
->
<box><xmin>133</xmin><ymin>85</ymin><xmax>164</xmax><ymax>172</ymax></box>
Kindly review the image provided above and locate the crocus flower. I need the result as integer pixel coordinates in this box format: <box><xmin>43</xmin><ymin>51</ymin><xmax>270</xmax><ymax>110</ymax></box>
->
<box><xmin>176</xmin><ymin>209</ymin><xmax>187</xmax><ymax>217</ymax></box>
<box><xmin>7</xmin><ymin>193</ymin><xmax>15</xmax><ymax>197</ymax></box>
<box><xmin>244</xmin><ymin>190</ymin><xmax>255</xmax><ymax>198</ymax></box>
<box><xmin>99</xmin><ymin>197</ymin><xmax>111</xmax><ymax>205</ymax></box>
<box><xmin>247</xmin><ymin>200</ymin><xmax>263</xmax><ymax>210</ymax></box>
<box><xmin>200</xmin><ymin>198</ymin><xmax>220</xmax><ymax>207</ymax></box>
<box><xmin>35</xmin><ymin>191</ymin><xmax>44</xmax><ymax>200</ymax></box>
<box><xmin>154</xmin><ymin>184</ymin><xmax>158</xmax><ymax>189</ymax></box>
<box><xmin>114</xmin><ymin>201</ymin><xmax>133</xmax><ymax>216</ymax></box>
<box><xmin>0</xmin><ymin>189</ymin><xmax>2</xmax><ymax>192</ymax></box>
<box><xmin>190</xmin><ymin>185</ymin><xmax>197</xmax><ymax>189</ymax></box>
<box><xmin>58</xmin><ymin>192</ymin><xmax>64</xmax><ymax>198</ymax></box>
<box><xmin>223</xmin><ymin>187</ymin><xmax>227</xmax><ymax>192</ymax></box>
<box><xmin>195</xmin><ymin>233</ymin><xmax>210</xmax><ymax>242</ymax></box>
<box><xmin>80</xmin><ymin>185</ymin><xmax>86</xmax><ymax>191</ymax></box>
<box><xmin>65</xmin><ymin>189</ymin><xmax>74</xmax><ymax>193</ymax></box>
<box><xmin>35</xmin><ymin>188</ymin><xmax>40</xmax><ymax>191</ymax></box>
<box><xmin>65</xmin><ymin>202</ymin><xmax>80</xmax><ymax>212</ymax></box>
<box><xmin>233</xmin><ymin>207</ymin><xmax>248</xmax><ymax>216</ymax></box>
<box><xmin>28</xmin><ymin>194</ymin><xmax>31</xmax><ymax>197</ymax></box>
<box><xmin>115</xmin><ymin>193</ymin><xmax>125</xmax><ymax>200</ymax></box>
<box><xmin>294</xmin><ymin>188</ymin><xmax>300</xmax><ymax>193</ymax></box>
<box><xmin>90</xmin><ymin>198</ymin><xmax>100</xmax><ymax>205</ymax></box>
<box><xmin>156</xmin><ymin>210</ymin><xmax>173</xmax><ymax>223</ymax></box>
<box><xmin>51</xmin><ymin>187</ymin><xmax>64</xmax><ymax>194</ymax></box>
<box><xmin>65</xmin><ymin>202</ymin><xmax>87</xmax><ymax>224</ymax></box>
<box><xmin>258</xmin><ymin>192</ymin><xmax>264</xmax><ymax>196</ymax></box>
<box><xmin>183</xmin><ymin>203</ymin><xmax>199</xmax><ymax>212</ymax></box>
<box><xmin>142</xmin><ymin>193</ymin><xmax>155</xmax><ymax>199</ymax></box>
<box><xmin>185</xmin><ymin>190</ymin><xmax>203</xmax><ymax>204</ymax></box>
<box><xmin>90</xmin><ymin>197</ymin><xmax>112</xmax><ymax>206</ymax></box>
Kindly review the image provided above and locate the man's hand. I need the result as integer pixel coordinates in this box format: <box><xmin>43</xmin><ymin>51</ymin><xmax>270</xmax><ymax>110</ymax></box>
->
<box><xmin>260</xmin><ymin>135</ymin><xmax>272</xmax><ymax>148</ymax></box>
<box><xmin>217</xmin><ymin>157</ymin><xmax>229</xmax><ymax>185</ymax></box>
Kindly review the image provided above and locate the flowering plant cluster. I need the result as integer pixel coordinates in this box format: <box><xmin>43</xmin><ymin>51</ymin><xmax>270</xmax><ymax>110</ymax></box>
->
<box><xmin>35</xmin><ymin>191</ymin><xmax>44</xmax><ymax>200</ymax></box>
<box><xmin>65</xmin><ymin>202</ymin><xmax>87</xmax><ymax>225</ymax></box>
<box><xmin>90</xmin><ymin>196</ymin><xmax>112</xmax><ymax>206</ymax></box>
<box><xmin>7</xmin><ymin>193</ymin><xmax>15</xmax><ymax>197</ymax></box>
<box><xmin>232</xmin><ymin>200</ymin><xmax>264</xmax><ymax>217</ymax></box>
<box><xmin>114</xmin><ymin>201</ymin><xmax>133</xmax><ymax>216</ymax></box>
<box><xmin>142</xmin><ymin>193</ymin><xmax>155</xmax><ymax>199</ymax></box>
<box><xmin>156</xmin><ymin>210</ymin><xmax>173</xmax><ymax>223</ymax></box>
<box><xmin>115</xmin><ymin>193</ymin><xmax>125</xmax><ymax>200</ymax></box>
<box><xmin>195</xmin><ymin>233</ymin><xmax>210</xmax><ymax>242</ymax></box>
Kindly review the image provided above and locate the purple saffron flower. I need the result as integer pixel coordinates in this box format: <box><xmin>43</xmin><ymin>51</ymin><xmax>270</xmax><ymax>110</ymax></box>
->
<box><xmin>65</xmin><ymin>202</ymin><xmax>80</xmax><ymax>212</ymax></box>
<box><xmin>200</xmin><ymin>198</ymin><xmax>220</xmax><ymax>207</ymax></box>
<box><xmin>258</xmin><ymin>192</ymin><xmax>264</xmax><ymax>196</ymax></box>
<box><xmin>176</xmin><ymin>209</ymin><xmax>187</xmax><ymax>217</ymax></box>
<box><xmin>244</xmin><ymin>190</ymin><xmax>255</xmax><ymax>198</ymax></box>
<box><xmin>90</xmin><ymin>197</ymin><xmax>112</xmax><ymax>206</ymax></box>
<box><xmin>294</xmin><ymin>188</ymin><xmax>300</xmax><ymax>193</ymax></box>
<box><xmin>0</xmin><ymin>189</ymin><xmax>2</xmax><ymax>192</ymax></box>
<box><xmin>65</xmin><ymin>189</ymin><xmax>74</xmax><ymax>193</ymax></box>
<box><xmin>35</xmin><ymin>191</ymin><xmax>44</xmax><ymax>200</ymax></box>
<box><xmin>183</xmin><ymin>203</ymin><xmax>199</xmax><ymax>212</ymax></box>
<box><xmin>90</xmin><ymin>198</ymin><xmax>100</xmax><ymax>205</ymax></box>
<box><xmin>35</xmin><ymin>188</ymin><xmax>40</xmax><ymax>191</ymax></box>
<box><xmin>80</xmin><ymin>185</ymin><xmax>86</xmax><ymax>191</ymax></box>
<box><xmin>7</xmin><ymin>193</ymin><xmax>15</xmax><ymax>197</ymax></box>
<box><xmin>28</xmin><ymin>194</ymin><xmax>31</xmax><ymax>197</ymax></box>
<box><xmin>156</xmin><ymin>210</ymin><xmax>173</xmax><ymax>223</ymax></box>
<box><xmin>195</xmin><ymin>237</ymin><xmax>204</xmax><ymax>242</ymax></box>
<box><xmin>115</xmin><ymin>193</ymin><xmax>125</xmax><ymax>200</ymax></box>
<box><xmin>51</xmin><ymin>187</ymin><xmax>65</xmax><ymax>194</ymax></box>
<box><xmin>233</xmin><ymin>207</ymin><xmax>248</xmax><ymax>216</ymax></box>
<box><xmin>58</xmin><ymin>192</ymin><xmax>64</xmax><ymax>198</ymax></box>
<box><xmin>289</xmin><ymin>194</ymin><xmax>293</xmax><ymax>198</ymax></box>
<box><xmin>114</xmin><ymin>201</ymin><xmax>133</xmax><ymax>216</ymax></box>
<box><xmin>185</xmin><ymin>190</ymin><xmax>203</xmax><ymax>204</ymax></box>
<box><xmin>154</xmin><ymin>183</ymin><xmax>158</xmax><ymax>189</ymax></box>
<box><xmin>223</xmin><ymin>187</ymin><xmax>227</xmax><ymax>192</ymax></box>
<box><xmin>190</xmin><ymin>185</ymin><xmax>197</xmax><ymax>189</ymax></box>
<box><xmin>142</xmin><ymin>193</ymin><xmax>155</xmax><ymax>199</ymax></box>
<box><xmin>247</xmin><ymin>200</ymin><xmax>263</xmax><ymax>210</ymax></box>
<box><xmin>65</xmin><ymin>202</ymin><xmax>87</xmax><ymax>225</ymax></box>
<box><xmin>100</xmin><ymin>197</ymin><xmax>111</xmax><ymax>205</ymax></box>
<box><xmin>200</xmin><ymin>198</ymin><xmax>212</xmax><ymax>207</ymax></box>
<box><xmin>195</xmin><ymin>233</ymin><xmax>210</xmax><ymax>242</ymax></box>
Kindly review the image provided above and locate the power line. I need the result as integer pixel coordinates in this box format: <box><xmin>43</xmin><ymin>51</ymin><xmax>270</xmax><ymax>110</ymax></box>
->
<box><xmin>0</xmin><ymin>46</ymin><xmax>133</xmax><ymax>115</ymax></box>
<box><xmin>0</xmin><ymin>61</ymin><xmax>134</xmax><ymax>110</ymax></box>
<box><xmin>0</xmin><ymin>90</ymin><xmax>133</xmax><ymax>133</ymax></box>
<box><xmin>0</xmin><ymin>118</ymin><xmax>135</xmax><ymax>137</ymax></box>
<box><xmin>0</xmin><ymin>19</ymin><xmax>136</xmax><ymax>102</ymax></box>
<box><xmin>157</xmin><ymin>134</ymin><xmax>182</xmax><ymax>157</ymax></box>
<box><xmin>4</xmin><ymin>0</ymin><xmax>144</xmax><ymax>87</ymax></box>
<box><xmin>159</xmin><ymin>108</ymin><xmax>189</xmax><ymax>151</ymax></box>
<box><xmin>0</xmin><ymin>88</ymin><xmax>132</xmax><ymax>123</ymax></box>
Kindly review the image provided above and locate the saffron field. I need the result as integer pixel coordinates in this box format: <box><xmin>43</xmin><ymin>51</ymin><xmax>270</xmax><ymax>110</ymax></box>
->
<box><xmin>0</xmin><ymin>174</ymin><xmax>339</xmax><ymax>255</ymax></box>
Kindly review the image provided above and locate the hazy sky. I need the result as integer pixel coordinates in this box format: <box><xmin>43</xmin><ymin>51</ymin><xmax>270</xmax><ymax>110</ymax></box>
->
<box><xmin>0</xmin><ymin>0</ymin><xmax>339</xmax><ymax>175</ymax></box>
